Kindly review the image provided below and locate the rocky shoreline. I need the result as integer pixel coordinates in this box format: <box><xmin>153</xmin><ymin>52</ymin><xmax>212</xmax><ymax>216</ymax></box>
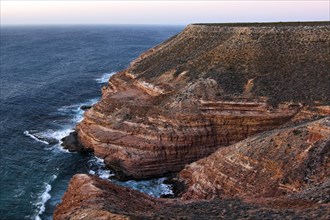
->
<box><xmin>56</xmin><ymin>22</ymin><xmax>330</xmax><ymax>219</ymax></box>
<box><xmin>54</xmin><ymin>172</ymin><xmax>329</xmax><ymax>219</ymax></box>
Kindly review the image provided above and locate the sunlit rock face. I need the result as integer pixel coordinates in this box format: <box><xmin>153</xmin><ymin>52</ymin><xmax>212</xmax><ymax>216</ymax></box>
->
<box><xmin>55</xmin><ymin>22</ymin><xmax>330</xmax><ymax>220</ymax></box>
<box><xmin>180</xmin><ymin>117</ymin><xmax>330</xmax><ymax>201</ymax></box>
<box><xmin>54</xmin><ymin>173</ymin><xmax>330</xmax><ymax>220</ymax></box>
<box><xmin>76</xmin><ymin>22</ymin><xmax>330</xmax><ymax>180</ymax></box>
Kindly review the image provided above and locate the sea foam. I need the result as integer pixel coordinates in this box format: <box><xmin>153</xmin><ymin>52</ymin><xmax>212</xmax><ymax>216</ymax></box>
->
<box><xmin>87</xmin><ymin>156</ymin><xmax>173</xmax><ymax>198</ymax></box>
<box><xmin>24</xmin><ymin>129</ymin><xmax>72</xmax><ymax>146</ymax></box>
<box><xmin>34</xmin><ymin>175</ymin><xmax>57</xmax><ymax>220</ymax></box>
<box><xmin>95</xmin><ymin>72</ymin><xmax>116</xmax><ymax>83</ymax></box>
<box><xmin>58</xmin><ymin>98</ymin><xmax>98</xmax><ymax>123</ymax></box>
<box><xmin>116</xmin><ymin>177</ymin><xmax>173</xmax><ymax>198</ymax></box>
<box><xmin>24</xmin><ymin>131</ymin><xmax>50</xmax><ymax>145</ymax></box>
<box><xmin>25</xmin><ymin>98</ymin><xmax>99</xmax><ymax>151</ymax></box>
<box><xmin>88</xmin><ymin>156</ymin><xmax>114</xmax><ymax>179</ymax></box>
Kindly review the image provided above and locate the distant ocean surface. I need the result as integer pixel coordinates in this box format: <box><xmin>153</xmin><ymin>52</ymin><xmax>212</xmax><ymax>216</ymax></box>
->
<box><xmin>0</xmin><ymin>25</ymin><xmax>183</xmax><ymax>220</ymax></box>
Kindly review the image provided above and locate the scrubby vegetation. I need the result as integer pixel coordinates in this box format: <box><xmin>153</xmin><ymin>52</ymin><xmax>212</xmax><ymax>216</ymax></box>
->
<box><xmin>130</xmin><ymin>23</ymin><xmax>330</xmax><ymax>106</ymax></box>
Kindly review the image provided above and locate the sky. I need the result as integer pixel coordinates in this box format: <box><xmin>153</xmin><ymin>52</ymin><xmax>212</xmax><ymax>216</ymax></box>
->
<box><xmin>1</xmin><ymin>1</ymin><xmax>329</xmax><ymax>25</ymax></box>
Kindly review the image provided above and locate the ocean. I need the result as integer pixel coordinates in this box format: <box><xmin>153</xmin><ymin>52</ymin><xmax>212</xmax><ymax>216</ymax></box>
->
<box><xmin>0</xmin><ymin>25</ymin><xmax>183</xmax><ymax>220</ymax></box>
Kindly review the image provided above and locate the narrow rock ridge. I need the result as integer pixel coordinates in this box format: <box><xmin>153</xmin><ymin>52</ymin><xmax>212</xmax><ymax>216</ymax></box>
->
<box><xmin>179</xmin><ymin>117</ymin><xmax>330</xmax><ymax>201</ymax></box>
<box><xmin>54</xmin><ymin>173</ymin><xmax>330</xmax><ymax>220</ymax></box>
<box><xmin>75</xmin><ymin>22</ymin><xmax>330</xmax><ymax>180</ymax></box>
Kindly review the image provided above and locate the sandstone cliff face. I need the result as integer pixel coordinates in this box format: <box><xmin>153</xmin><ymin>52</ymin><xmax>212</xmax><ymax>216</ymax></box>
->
<box><xmin>76</xmin><ymin>22</ymin><xmax>330</xmax><ymax>180</ymax></box>
<box><xmin>56</xmin><ymin>23</ymin><xmax>330</xmax><ymax>220</ymax></box>
<box><xmin>55</xmin><ymin>118</ymin><xmax>330</xmax><ymax>219</ymax></box>
<box><xmin>54</xmin><ymin>174</ymin><xmax>330</xmax><ymax>220</ymax></box>
<box><xmin>77</xmin><ymin>74</ymin><xmax>299</xmax><ymax>179</ymax></box>
<box><xmin>180</xmin><ymin>117</ymin><xmax>330</xmax><ymax>201</ymax></box>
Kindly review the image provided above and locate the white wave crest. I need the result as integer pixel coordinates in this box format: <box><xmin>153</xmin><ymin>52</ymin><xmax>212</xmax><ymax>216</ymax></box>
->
<box><xmin>44</xmin><ymin>128</ymin><xmax>73</xmax><ymax>153</ymax></box>
<box><xmin>24</xmin><ymin>131</ymin><xmax>49</xmax><ymax>145</ymax></box>
<box><xmin>58</xmin><ymin>98</ymin><xmax>99</xmax><ymax>123</ymax></box>
<box><xmin>35</xmin><ymin>184</ymin><xmax>52</xmax><ymax>220</ymax></box>
<box><xmin>49</xmin><ymin>129</ymin><xmax>72</xmax><ymax>143</ymax></box>
<box><xmin>118</xmin><ymin>177</ymin><xmax>173</xmax><ymax>198</ymax></box>
<box><xmin>24</xmin><ymin>128</ymin><xmax>73</xmax><ymax>145</ymax></box>
<box><xmin>88</xmin><ymin>156</ymin><xmax>114</xmax><ymax>179</ymax></box>
<box><xmin>95</xmin><ymin>72</ymin><xmax>116</xmax><ymax>83</ymax></box>
<box><xmin>34</xmin><ymin>175</ymin><xmax>57</xmax><ymax>220</ymax></box>
<box><xmin>58</xmin><ymin>98</ymin><xmax>98</xmax><ymax>113</ymax></box>
<box><xmin>86</xmin><ymin>156</ymin><xmax>172</xmax><ymax>197</ymax></box>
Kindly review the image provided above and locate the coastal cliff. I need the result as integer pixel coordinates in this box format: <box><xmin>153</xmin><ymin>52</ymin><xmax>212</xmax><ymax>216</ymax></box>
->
<box><xmin>56</xmin><ymin>22</ymin><xmax>330</xmax><ymax>219</ymax></box>
<box><xmin>180</xmin><ymin>117</ymin><xmax>330</xmax><ymax>201</ymax></box>
<box><xmin>55</xmin><ymin>117</ymin><xmax>330</xmax><ymax>219</ymax></box>
<box><xmin>54</xmin><ymin>170</ymin><xmax>329</xmax><ymax>219</ymax></box>
<box><xmin>75</xmin><ymin>22</ymin><xmax>330</xmax><ymax>180</ymax></box>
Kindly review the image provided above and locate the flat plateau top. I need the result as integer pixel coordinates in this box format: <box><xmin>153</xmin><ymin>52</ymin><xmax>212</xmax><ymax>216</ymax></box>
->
<box><xmin>192</xmin><ymin>21</ymin><xmax>330</xmax><ymax>27</ymax></box>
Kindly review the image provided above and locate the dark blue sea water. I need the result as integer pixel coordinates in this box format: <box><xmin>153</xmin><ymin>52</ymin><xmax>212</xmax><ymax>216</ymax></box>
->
<box><xmin>0</xmin><ymin>25</ymin><xmax>183</xmax><ymax>220</ymax></box>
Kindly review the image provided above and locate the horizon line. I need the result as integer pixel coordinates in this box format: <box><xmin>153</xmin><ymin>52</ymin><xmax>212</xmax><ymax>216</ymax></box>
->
<box><xmin>2</xmin><ymin>20</ymin><xmax>329</xmax><ymax>26</ymax></box>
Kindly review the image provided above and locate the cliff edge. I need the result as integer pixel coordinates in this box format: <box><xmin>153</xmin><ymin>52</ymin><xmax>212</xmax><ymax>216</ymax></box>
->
<box><xmin>56</xmin><ymin>22</ymin><xmax>330</xmax><ymax>220</ymax></box>
<box><xmin>74</xmin><ymin>22</ymin><xmax>330</xmax><ymax>180</ymax></box>
<box><xmin>55</xmin><ymin>117</ymin><xmax>330</xmax><ymax>219</ymax></box>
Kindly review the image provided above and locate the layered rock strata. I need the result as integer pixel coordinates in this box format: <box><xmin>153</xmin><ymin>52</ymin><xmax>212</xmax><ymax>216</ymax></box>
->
<box><xmin>55</xmin><ymin>118</ymin><xmax>329</xmax><ymax>219</ymax></box>
<box><xmin>76</xmin><ymin>22</ymin><xmax>330</xmax><ymax>180</ymax></box>
<box><xmin>54</xmin><ymin>173</ymin><xmax>330</xmax><ymax>220</ymax></box>
<box><xmin>179</xmin><ymin>117</ymin><xmax>330</xmax><ymax>201</ymax></box>
<box><xmin>77</xmin><ymin>79</ymin><xmax>299</xmax><ymax>179</ymax></box>
<box><xmin>56</xmin><ymin>22</ymin><xmax>330</xmax><ymax>219</ymax></box>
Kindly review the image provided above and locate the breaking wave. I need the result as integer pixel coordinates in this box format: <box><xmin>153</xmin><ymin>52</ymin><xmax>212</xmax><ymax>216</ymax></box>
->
<box><xmin>95</xmin><ymin>72</ymin><xmax>116</xmax><ymax>83</ymax></box>
<box><xmin>87</xmin><ymin>156</ymin><xmax>173</xmax><ymax>198</ymax></box>
<box><xmin>24</xmin><ymin>131</ymin><xmax>51</xmax><ymax>145</ymax></box>
<box><xmin>34</xmin><ymin>175</ymin><xmax>57</xmax><ymax>220</ymax></box>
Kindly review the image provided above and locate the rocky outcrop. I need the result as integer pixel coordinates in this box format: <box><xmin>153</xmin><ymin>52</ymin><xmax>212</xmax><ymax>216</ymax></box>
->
<box><xmin>56</xmin><ymin>22</ymin><xmax>330</xmax><ymax>219</ymax></box>
<box><xmin>54</xmin><ymin>174</ymin><xmax>330</xmax><ymax>220</ymax></box>
<box><xmin>53</xmin><ymin>174</ymin><xmax>159</xmax><ymax>220</ymax></box>
<box><xmin>61</xmin><ymin>132</ymin><xmax>87</xmax><ymax>153</ymax></box>
<box><xmin>77</xmin><ymin>83</ymin><xmax>300</xmax><ymax>179</ymax></box>
<box><xmin>55</xmin><ymin>118</ymin><xmax>330</xmax><ymax>219</ymax></box>
<box><xmin>75</xmin><ymin>22</ymin><xmax>330</xmax><ymax>180</ymax></box>
<box><xmin>179</xmin><ymin>117</ymin><xmax>330</xmax><ymax>201</ymax></box>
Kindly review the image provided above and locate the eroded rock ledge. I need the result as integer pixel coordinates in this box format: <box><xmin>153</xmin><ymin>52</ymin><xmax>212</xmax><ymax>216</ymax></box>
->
<box><xmin>56</xmin><ymin>22</ymin><xmax>330</xmax><ymax>220</ymax></box>
<box><xmin>55</xmin><ymin>118</ymin><xmax>330</xmax><ymax>219</ymax></box>
<box><xmin>74</xmin><ymin>22</ymin><xmax>330</xmax><ymax>180</ymax></box>
<box><xmin>54</xmin><ymin>173</ymin><xmax>329</xmax><ymax>220</ymax></box>
<box><xmin>179</xmin><ymin>117</ymin><xmax>330</xmax><ymax>201</ymax></box>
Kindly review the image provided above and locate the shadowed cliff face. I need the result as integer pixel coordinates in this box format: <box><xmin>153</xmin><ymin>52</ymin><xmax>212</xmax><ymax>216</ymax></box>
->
<box><xmin>75</xmin><ymin>23</ymin><xmax>330</xmax><ymax>180</ymax></box>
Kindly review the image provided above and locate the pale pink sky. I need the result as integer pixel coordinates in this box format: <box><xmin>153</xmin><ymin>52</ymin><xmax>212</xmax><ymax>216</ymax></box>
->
<box><xmin>1</xmin><ymin>1</ymin><xmax>329</xmax><ymax>25</ymax></box>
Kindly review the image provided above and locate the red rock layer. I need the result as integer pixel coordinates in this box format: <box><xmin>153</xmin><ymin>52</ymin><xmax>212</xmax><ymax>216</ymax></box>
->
<box><xmin>53</xmin><ymin>174</ymin><xmax>161</xmax><ymax>220</ymax></box>
<box><xmin>75</xmin><ymin>22</ymin><xmax>329</xmax><ymax>180</ymax></box>
<box><xmin>179</xmin><ymin>117</ymin><xmax>330</xmax><ymax>201</ymax></box>
<box><xmin>77</xmin><ymin>71</ymin><xmax>299</xmax><ymax>179</ymax></box>
<box><xmin>54</xmin><ymin>174</ymin><xmax>330</xmax><ymax>220</ymax></box>
<box><xmin>56</xmin><ymin>22</ymin><xmax>330</xmax><ymax>220</ymax></box>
